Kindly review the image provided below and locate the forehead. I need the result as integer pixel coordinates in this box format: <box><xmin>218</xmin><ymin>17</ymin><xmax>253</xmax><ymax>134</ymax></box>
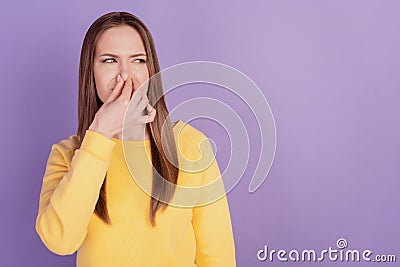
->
<box><xmin>95</xmin><ymin>25</ymin><xmax>146</xmax><ymax>54</ymax></box>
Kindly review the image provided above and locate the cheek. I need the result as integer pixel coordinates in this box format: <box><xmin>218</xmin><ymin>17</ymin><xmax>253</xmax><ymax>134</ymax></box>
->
<box><xmin>135</xmin><ymin>67</ymin><xmax>150</xmax><ymax>89</ymax></box>
<box><xmin>93</xmin><ymin>68</ymin><xmax>113</xmax><ymax>103</ymax></box>
<box><xmin>93</xmin><ymin>64</ymin><xmax>118</xmax><ymax>103</ymax></box>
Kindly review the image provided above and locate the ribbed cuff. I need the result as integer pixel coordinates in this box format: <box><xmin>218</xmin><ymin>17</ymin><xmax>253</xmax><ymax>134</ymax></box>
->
<box><xmin>80</xmin><ymin>130</ymin><xmax>116</xmax><ymax>162</ymax></box>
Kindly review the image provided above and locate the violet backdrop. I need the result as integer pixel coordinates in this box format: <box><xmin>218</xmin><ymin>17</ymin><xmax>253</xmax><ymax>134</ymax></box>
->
<box><xmin>1</xmin><ymin>0</ymin><xmax>399</xmax><ymax>266</ymax></box>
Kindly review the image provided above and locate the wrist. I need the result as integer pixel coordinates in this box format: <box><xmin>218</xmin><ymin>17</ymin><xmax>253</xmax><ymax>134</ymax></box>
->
<box><xmin>89</xmin><ymin>119</ymin><xmax>112</xmax><ymax>139</ymax></box>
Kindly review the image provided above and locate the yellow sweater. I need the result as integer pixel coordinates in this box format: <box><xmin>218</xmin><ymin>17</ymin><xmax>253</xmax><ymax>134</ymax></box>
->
<box><xmin>35</xmin><ymin>120</ymin><xmax>236</xmax><ymax>267</ymax></box>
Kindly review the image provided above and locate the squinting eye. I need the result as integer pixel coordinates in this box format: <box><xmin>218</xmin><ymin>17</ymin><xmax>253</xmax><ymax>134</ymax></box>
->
<box><xmin>102</xmin><ymin>58</ymin><xmax>116</xmax><ymax>63</ymax></box>
<box><xmin>134</xmin><ymin>59</ymin><xmax>146</xmax><ymax>63</ymax></box>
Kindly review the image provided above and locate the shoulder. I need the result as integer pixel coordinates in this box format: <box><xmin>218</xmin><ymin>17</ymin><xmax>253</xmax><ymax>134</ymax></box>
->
<box><xmin>51</xmin><ymin>134</ymin><xmax>80</xmax><ymax>153</ymax></box>
<box><xmin>174</xmin><ymin>120</ymin><xmax>207</xmax><ymax>143</ymax></box>
<box><xmin>174</xmin><ymin>120</ymin><xmax>212</xmax><ymax>160</ymax></box>
<box><xmin>48</xmin><ymin>134</ymin><xmax>81</xmax><ymax>167</ymax></box>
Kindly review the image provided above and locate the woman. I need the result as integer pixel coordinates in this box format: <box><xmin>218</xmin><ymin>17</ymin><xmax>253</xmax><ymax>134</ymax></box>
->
<box><xmin>35</xmin><ymin>11</ymin><xmax>236</xmax><ymax>267</ymax></box>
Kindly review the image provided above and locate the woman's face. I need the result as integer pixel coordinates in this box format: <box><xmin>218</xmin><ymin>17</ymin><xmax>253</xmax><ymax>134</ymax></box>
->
<box><xmin>93</xmin><ymin>25</ymin><xmax>149</xmax><ymax>103</ymax></box>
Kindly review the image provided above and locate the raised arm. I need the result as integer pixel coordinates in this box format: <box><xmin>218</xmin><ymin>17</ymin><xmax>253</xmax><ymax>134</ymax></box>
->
<box><xmin>35</xmin><ymin>130</ymin><xmax>115</xmax><ymax>255</ymax></box>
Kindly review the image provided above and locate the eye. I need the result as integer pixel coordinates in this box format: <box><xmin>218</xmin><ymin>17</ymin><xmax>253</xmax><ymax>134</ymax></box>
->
<box><xmin>134</xmin><ymin>59</ymin><xmax>146</xmax><ymax>63</ymax></box>
<box><xmin>102</xmin><ymin>58</ymin><xmax>116</xmax><ymax>63</ymax></box>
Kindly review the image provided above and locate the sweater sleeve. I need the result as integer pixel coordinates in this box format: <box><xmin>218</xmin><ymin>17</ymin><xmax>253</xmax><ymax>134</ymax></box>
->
<box><xmin>192</xmin><ymin>137</ymin><xmax>236</xmax><ymax>267</ymax></box>
<box><xmin>35</xmin><ymin>130</ymin><xmax>116</xmax><ymax>255</ymax></box>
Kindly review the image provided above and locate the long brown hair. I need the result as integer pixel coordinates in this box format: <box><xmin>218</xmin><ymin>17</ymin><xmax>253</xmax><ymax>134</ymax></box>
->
<box><xmin>76</xmin><ymin>11</ymin><xmax>179</xmax><ymax>227</ymax></box>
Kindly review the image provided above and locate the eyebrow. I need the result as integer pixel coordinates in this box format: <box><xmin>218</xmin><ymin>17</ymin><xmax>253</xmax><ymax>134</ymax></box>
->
<box><xmin>98</xmin><ymin>53</ymin><xmax>147</xmax><ymax>58</ymax></box>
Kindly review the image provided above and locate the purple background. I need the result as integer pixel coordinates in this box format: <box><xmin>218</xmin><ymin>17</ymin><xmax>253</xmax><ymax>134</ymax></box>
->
<box><xmin>1</xmin><ymin>1</ymin><xmax>399</xmax><ymax>266</ymax></box>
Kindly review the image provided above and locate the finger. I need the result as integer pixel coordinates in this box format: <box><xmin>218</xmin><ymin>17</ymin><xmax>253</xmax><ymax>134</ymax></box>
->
<box><xmin>146</xmin><ymin>103</ymin><xmax>154</xmax><ymax>113</ymax></box>
<box><xmin>120</xmin><ymin>75</ymin><xmax>133</xmax><ymax>102</ymax></box>
<box><xmin>130</xmin><ymin>82</ymin><xmax>146</xmax><ymax>108</ymax></box>
<box><xmin>139</xmin><ymin>77</ymin><xmax>149</xmax><ymax>97</ymax></box>
<box><xmin>130</xmin><ymin>76</ymin><xmax>146</xmax><ymax>95</ymax></box>
<box><xmin>146</xmin><ymin>113</ymin><xmax>156</xmax><ymax>123</ymax></box>
<box><xmin>136</xmin><ymin>96</ymin><xmax>149</xmax><ymax>113</ymax></box>
<box><xmin>136</xmin><ymin>115</ymin><xmax>149</xmax><ymax>124</ymax></box>
<box><xmin>136</xmin><ymin>107</ymin><xmax>156</xmax><ymax>124</ymax></box>
<box><xmin>105</xmin><ymin>74</ymin><xmax>124</xmax><ymax>103</ymax></box>
<box><xmin>144</xmin><ymin>103</ymin><xmax>155</xmax><ymax>117</ymax></box>
<box><xmin>146</xmin><ymin>106</ymin><xmax>156</xmax><ymax>123</ymax></box>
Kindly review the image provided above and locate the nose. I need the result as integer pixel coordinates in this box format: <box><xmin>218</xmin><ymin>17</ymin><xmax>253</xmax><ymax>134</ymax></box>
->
<box><xmin>120</xmin><ymin>72</ymin><xmax>130</xmax><ymax>81</ymax></box>
<box><xmin>119</xmin><ymin>61</ymin><xmax>130</xmax><ymax>81</ymax></box>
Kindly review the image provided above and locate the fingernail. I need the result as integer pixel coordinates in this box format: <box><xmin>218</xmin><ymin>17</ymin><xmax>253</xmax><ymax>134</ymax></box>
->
<box><xmin>117</xmin><ymin>75</ymin><xmax>121</xmax><ymax>82</ymax></box>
